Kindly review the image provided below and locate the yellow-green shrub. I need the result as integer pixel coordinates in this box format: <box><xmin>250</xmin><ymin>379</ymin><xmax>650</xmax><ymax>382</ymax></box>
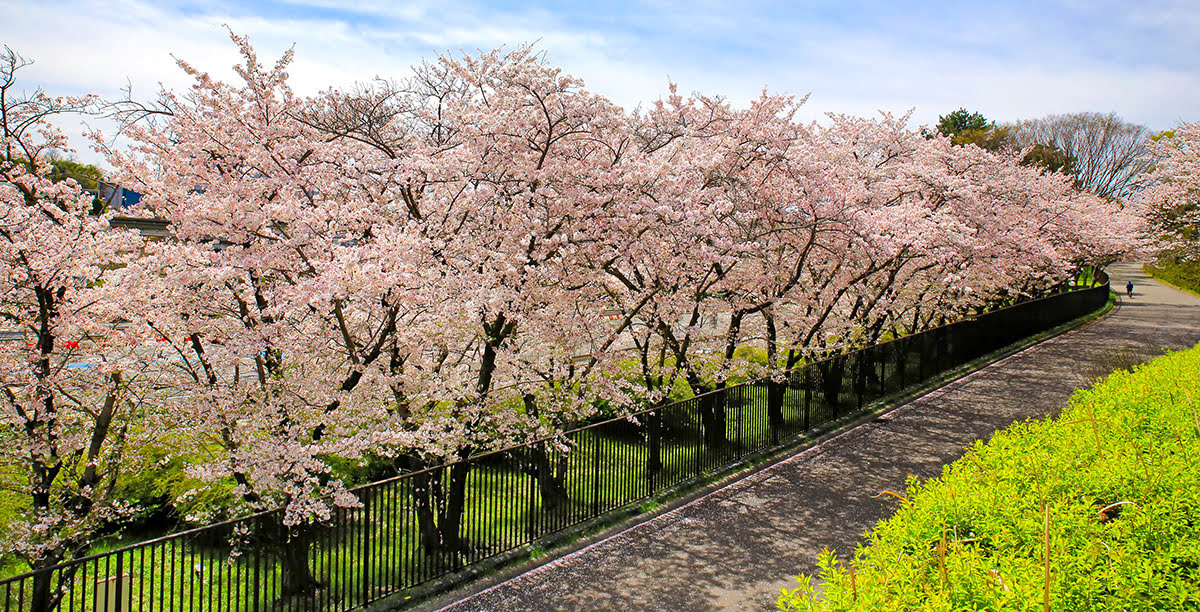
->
<box><xmin>779</xmin><ymin>343</ymin><xmax>1200</xmax><ymax>611</ymax></box>
<box><xmin>1146</xmin><ymin>258</ymin><xmax>1200</xmax><ymax>297</ymax></box>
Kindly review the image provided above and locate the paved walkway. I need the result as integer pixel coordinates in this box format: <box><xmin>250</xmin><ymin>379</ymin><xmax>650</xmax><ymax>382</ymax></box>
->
<box><xmin>434</xmin><ymin>263</ymin><xmax>1200</xmax><ymax>612</ymax></box>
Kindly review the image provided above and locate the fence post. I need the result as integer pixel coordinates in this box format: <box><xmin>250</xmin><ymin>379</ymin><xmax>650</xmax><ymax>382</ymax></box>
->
<box><xmin>592</xmin><ymin>435</ymin><xmax>602</xmax><ymax>517</ymax></box>
<box><xmin>932</xmin><ymin>327</ymin><xmax>942</xmax><ymax>376</ymax></box>
<box><xmin>881</xmin><ymin>344</ymin><xmax>890</xmax><ymax>395</ymax></box>
<box><xmin>361</xmin><ymin>488</ymin><xmax>371</xmax><ymax>606</ymax></box>
<box><xmin>803</xmin><ymin>367</ymin><xmax>811</xmax><ymax>431</ymax></box>
<box><xmin>253</xmin><ymin>517</ymin><xmax>262</xmax><ymax>612</ymax></box>
<box><xmin>646</xmin><ymin>410</ymin><xmax>658</xmax><ymax>494</ymax></box>
<box><xmin>113</xmin><ymin>552</ymin><xmax>124</xmax><ymax>612</ymax></box>
<box><xmin>736</xmin><ymin>386</ymin><xmax>744</xmax><ymax>459</ymax></box>
<box><xmin>695</xmin><ymin>398</ymin><xmax>703</xmax><ymax>476</ymax></box>
<box><xmin>856</xmin><ymin>351</ymin><xmax>865</xmax><ymax>412</ymax></box>
<box><xmin>919</xmin><ymin>331</ymin><xmax>928</xmax><ymax>381</ymax></box>
<box><xmin>527</xmin><ymin>450</ymin><xmax>538</xmax><ymax>539</ymax></box>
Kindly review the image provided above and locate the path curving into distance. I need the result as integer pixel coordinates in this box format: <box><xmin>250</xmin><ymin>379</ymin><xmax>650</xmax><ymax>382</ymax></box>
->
<box><xmin>427</xmin><ymin>263</ymin><xmax>1200</xmax><ymax>612</ymax></box>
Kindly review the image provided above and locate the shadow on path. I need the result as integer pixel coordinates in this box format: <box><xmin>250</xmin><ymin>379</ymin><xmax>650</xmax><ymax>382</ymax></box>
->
<box><xmin>434</xmin><ymin>263</ymin><xmax>1200</xmax><ymax>612</ymax></box>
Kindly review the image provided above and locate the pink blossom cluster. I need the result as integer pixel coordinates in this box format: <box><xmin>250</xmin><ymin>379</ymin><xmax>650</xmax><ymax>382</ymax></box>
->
<box><xmin>1136</xmin><ymin>122</ymin><xmax>1200</xmax><ymax>260</ymax></box>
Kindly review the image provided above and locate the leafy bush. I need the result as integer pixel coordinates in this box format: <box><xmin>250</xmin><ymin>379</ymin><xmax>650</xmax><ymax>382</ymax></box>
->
<box><xmin>779</xmin><ymin>343</ymin><xmax>1200</xmax><ymax>611</ymax></box>
<box><xmin>1146</xmin><ymin>258</ymin><xmax>1200</xmax><ymax>297</ymax></box>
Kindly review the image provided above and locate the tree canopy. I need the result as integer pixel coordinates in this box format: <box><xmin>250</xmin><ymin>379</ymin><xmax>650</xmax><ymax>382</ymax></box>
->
<box><xmin>935</xmin><ymin>108</ymin><xmax>991</xmax><ymax>138</ymax></box>
<box><xmin>1011</xmin><ymin>112</ymin><xmax>1154</xmax><ymax>200</ymax></box>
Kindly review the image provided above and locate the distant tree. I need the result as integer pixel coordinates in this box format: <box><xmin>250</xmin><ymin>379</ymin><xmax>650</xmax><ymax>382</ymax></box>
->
<box><xmin>46</xmin><ymin>157</ymin><xmax>103</xmax><ymax>190</ymax></box>
<box><xmin>935</xmin><ymin>108</ymin><xmax>990</xmax><ymax>138</ymax></box>
<box><xmin>1021</xmin><ymin>142</ymin><xmax>1076</xmax><ymax>176</ymax></box>
<box><xmin>47</xmin><ymin>157</ymin><xmax>106</xmax><ymax>213</ymax></box>
<box><xmin>6</xmin><ymin>152</ymin><xmax>106</xmax><ymax>212</ymax></box>
<box><xmin>1151</xmin><ymin>129</ymin><xmax>1176</xmax><ymax>143</ymax></box>
<box><xmin>952</xmin><ymin>123</ymin><xmax>1009</xmax><ymax>151</ymax></box>
<box><xmin>1011</xmin><ymin>112</ymin><xmax>1154</xmax><ymax>200</ymax></box>
<box><xmin>929</xmin><ymin>111</ymin><xmax>1019</xmax><ymax>158</ymax></box>
<box><xmin>929</xmin><ymin>113</ymin><xmax>1076</xmax><ymax>178</ymax></box>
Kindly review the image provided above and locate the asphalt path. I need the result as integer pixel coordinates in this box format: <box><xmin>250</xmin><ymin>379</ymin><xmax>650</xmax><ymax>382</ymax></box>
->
<box><xmin>431</xmin><ymin>263</ymin><xmax>1200</xmax><ymax>611</ymax></box>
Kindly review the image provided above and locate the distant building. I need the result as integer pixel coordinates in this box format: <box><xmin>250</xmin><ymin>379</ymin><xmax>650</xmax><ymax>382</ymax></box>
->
<box><xmin>86</xmin><ymin>181</ymin><xmax>143</xmax><ymax>210</ymax></box>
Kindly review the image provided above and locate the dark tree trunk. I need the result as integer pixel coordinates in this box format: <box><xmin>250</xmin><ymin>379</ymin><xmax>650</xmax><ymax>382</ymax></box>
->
<box><xmin>29</xmin><ymin>564</ymin><xmax>56</xmax><ymax>612</ymax></box>
<box><xmin>443</xmin><ymin>460</ymin><xmax>469</xmax><ymax>558</ymax></box>
<box><xmin>412</xmin><ymin>467</ymin><xmax>445</xmax><ymax>557</ymax></box>
<box><xmin>645</xmin><ymin>409</ymin><xmax>663</xmax><ymax>480</ymax></box>
<box><xmin>819</xmin><ymin>355</ymin><xmax>847</xmax><ymax>415</ymax></box>
<box><xmin>528</xmin><ymin>444</ymin><xmax>570</xmax><ymax>511</ymax></box>
<box><xmin>767</xmin><ymin>380</ymin><xmax>786</xmax><ymax>444</ymax></box>
<box><xmin>521</xmin><ymin>394</ymin><xmax>569</xmax><ymax>511</ymax></box>
<box><xmin>279</xmin><ymin>524</ymin><xmax>322</xmax><ymax>598</ymax></box>
<box><xmin>696</xmin><ymin>389</ymin><xmax>727</xmax><ymax>449</ymax></box>
<box><xmin>409</xmin><ymin>455</ymin><xmax>472</xmax><ymax>567</ymax></box>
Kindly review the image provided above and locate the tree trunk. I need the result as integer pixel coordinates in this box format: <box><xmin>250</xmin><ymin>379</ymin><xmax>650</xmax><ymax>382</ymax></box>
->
<box><xmin>279</xmin><ymin>523</ymin><xmax>322</xmax><ymax>598</ymax></box>
<box><xmin>521</xmin><ymin>394</ymin><xmax>570</xmax><ymax>511</ymax></box>
<box><xmin>28</xmin><ymin>564</ymin><xmax>56</xmax><ymax>612</ymax></box>
<box><xmin>442</xmin><ymin>459</ymin><xmax>470</xmax><ymax>563</ymax></box>
<box><xmin>767</xmin><ymin>380</ymin><xmax>786</xmax><ymax>444</ymax></box>
<box><xmin>763</xmin><ymin>311</ymin><xmax>786</xmax><ymax>444</ymax></box>
<box><xmin>528</xmin><ymin>444</ymin><xmax>570</xmax><ymax>512</ymax></box>
<box><xmin>697</xmin><ymin>390</ymin><xmax>727</xmax><ymax>449</ymax></box>
<box><xmin>646</xmin><ymin>409</ymin><xmax>663</xmax><ymax>481</ymax></box>
<box><xmin>819</xmin><ymin>355</ymin><xmax>847</xmax><ymax>415</ymax></box>
<box><xmin>410</xmin><ymin>455</ymin><xmax>471</xmax><ymax>568</ymax></box>
<box><xmin>412</xmin><ymin>467</ymin><xmax>446</xmax><ymax>557</ymax></box>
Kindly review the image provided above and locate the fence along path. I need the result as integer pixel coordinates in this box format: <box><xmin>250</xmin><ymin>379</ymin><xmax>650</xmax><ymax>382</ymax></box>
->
<box><xmin>0</xmin><ymin>274</ymin><xmax>1112</xmax><ymax>611</ymax></box>
<box><xmin>435</xmin><ymin>262</ymin><xmax>1200</xmax><ymax>611</ymax></box>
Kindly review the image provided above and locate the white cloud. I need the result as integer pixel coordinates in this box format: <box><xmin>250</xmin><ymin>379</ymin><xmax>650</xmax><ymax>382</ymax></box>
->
<box><xmin>2</xmin><ymin>0</ymin><xmax>1196</xmax><ymax>168</ymax></box>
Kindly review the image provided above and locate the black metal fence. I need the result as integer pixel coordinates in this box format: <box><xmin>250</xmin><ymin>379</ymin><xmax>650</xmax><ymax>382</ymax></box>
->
<box><xmin>0</xmin><ymin>279</ymin><xmax>1111</xmax><ymax>611</ymax></box>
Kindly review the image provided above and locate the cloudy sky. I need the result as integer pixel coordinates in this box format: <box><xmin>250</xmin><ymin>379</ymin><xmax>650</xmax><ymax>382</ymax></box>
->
<box><xmin>3</xmin><ymin>0</ymin><xmax>1198</xmax><ymax>166</ymax></box>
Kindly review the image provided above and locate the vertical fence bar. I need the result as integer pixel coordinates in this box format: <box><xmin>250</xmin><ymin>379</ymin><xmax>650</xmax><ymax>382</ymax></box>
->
<box><xmin>856</xmin><ymin>351</ymin><xmax>865</xmax><ymax>412</ymax></box>
<box><xmin>803</xmin><ymin>366</ymin><xmax>812</xmax><ymax>431</ymax></box>
<box><xmin>360</xmin><ymin>488</ymin><xmax>371</xmax><ymax>607</ymax></box>
<box><xmin>591</xmin><ymin>433</ymin><xmax>601</xmax><ymax>517</ymax></box>
<box><xmin>736</xmin><ymin>386</ymin><xmax>744</xmax><ymax>459</ymax></box>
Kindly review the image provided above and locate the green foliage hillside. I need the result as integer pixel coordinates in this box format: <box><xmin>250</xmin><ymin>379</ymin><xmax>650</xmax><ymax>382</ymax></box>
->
<box><xmin>1146</xmin><ymin>259</ymin><xmax>1200</xmax><ymax>297</ymax></box>
<box><xmin>779</xmin><ymin>343</ymin><xmax>1200</xmax><ymax>611</ymax></box>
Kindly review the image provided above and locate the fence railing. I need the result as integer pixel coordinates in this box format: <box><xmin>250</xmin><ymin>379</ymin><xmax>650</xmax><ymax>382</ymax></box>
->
<box><xmin>0</xmin><ymin>278</ymin><xmax>1111</xmax><ymax>611</ymax></box>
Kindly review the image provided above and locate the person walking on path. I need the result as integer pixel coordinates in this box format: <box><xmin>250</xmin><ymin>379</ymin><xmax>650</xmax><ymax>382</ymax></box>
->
<box><xmin>1127</xmin><ymin>280</ymin><xmax>1134</xmax><ymax>298</ymax></box>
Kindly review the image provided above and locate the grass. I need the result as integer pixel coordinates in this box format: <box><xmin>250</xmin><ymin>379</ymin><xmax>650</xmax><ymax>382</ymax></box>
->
<box><xmin>1073</xmin><ymin>265</ymin><xmax>1100</xmax><ymax>288</ymax></box>
<box><xmin>778</xmin><ymin>341</ymin><xmax>1200</xmax><ymax>611</ymax></box>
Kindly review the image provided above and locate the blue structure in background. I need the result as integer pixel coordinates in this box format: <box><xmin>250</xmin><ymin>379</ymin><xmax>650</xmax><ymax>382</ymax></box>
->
<box><xmin>88</xmin><ymin>182</ymin><xmax>143</xmax><ymax>209</ymax></box>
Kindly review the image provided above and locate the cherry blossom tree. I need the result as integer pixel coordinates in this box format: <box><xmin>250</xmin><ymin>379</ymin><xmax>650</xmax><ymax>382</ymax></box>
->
<box><xmin>102</xmin><ymin>35</ymin><xmax>416</xmax><ymax>594</ymax></box>
<box><xmin>303</xmin><ymin>45</ymin><xmax>646</xmax><ymax>555</ymax></box>
<box><xmin>1138</xmin><ymin>122</ymin><xmax>1200</xmax><ymax>261</ymax></box>
<box><xmin>0</xmin><ymin>46</ymin><xmax>166</xmax><ymax>611</ymax></box>
<box><xmin>106</xmin><ymin>38</ymin><xmax>645</xmax><ymax>567</ymax></box>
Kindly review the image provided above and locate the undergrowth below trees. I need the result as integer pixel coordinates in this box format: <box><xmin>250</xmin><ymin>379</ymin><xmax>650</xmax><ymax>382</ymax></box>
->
<box><xmin>1145</xmin><ymin>259</ymin><xmax>1200</xmax><ymax>297</ymax></box>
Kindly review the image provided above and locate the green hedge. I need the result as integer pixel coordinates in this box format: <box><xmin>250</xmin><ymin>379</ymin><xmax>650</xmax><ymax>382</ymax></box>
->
<box><xmin>779</xmin><ymin>343</ymin><xmax>1200</xmax><ymax>611</ymax></box>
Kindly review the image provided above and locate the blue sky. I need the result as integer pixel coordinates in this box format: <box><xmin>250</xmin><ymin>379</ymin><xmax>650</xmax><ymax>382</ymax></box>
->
<box><xmin>2</xmin><ymin>0</ymin><xmax>1198</xmax><ymax>166</ymax></box>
